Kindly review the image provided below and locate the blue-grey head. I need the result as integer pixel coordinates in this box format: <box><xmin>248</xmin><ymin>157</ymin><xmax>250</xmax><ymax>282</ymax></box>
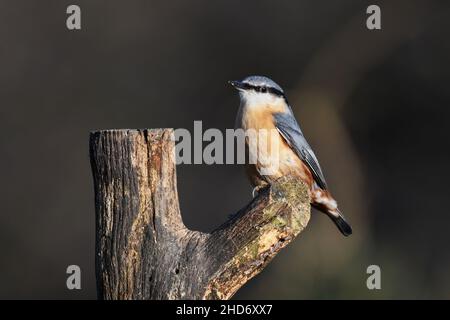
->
<box><xmin>229</xmin><ymin>75</ymin><xmax>287</xmax><ymax>108</ymax></box>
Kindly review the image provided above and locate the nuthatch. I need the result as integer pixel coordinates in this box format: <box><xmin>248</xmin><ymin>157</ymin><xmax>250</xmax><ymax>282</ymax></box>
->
<box><xmin>230</xmin><ymin>75</ymin><xmax>352</xmax><ymax>236</ymax></box>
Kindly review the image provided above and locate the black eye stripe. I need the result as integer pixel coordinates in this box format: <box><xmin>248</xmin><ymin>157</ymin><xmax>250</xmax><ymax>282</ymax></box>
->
<box><xmin>243</xmin><ymin>83</ymin><xmax>284</xmax><ymax>97</ymax></box>
<box><xmin>268</xmin><ymin>87</ymin><xmax>284</xmax><ymax>96</ymax></box>
<box><xmin>240</xmin><ymin>82</ymin><xmax>253</xmax><ymax>90</ymax></box>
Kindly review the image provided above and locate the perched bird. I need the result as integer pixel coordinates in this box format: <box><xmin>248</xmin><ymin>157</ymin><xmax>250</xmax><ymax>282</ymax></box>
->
<box><xmin>230</xmin><ymin>75</ymin><xmax>352</xmax><ymax>236</ymax></box>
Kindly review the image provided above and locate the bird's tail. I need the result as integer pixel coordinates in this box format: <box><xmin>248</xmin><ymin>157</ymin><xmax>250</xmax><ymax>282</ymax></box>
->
<box><xmin>311</xmin><ymin>189</ymin><xmax>352</xmax><ymax>236</ymax></box>
<box><xmin>328</xmin><ymin>209</ymin><xmax>352</xmax><ymax>237</ymax></box>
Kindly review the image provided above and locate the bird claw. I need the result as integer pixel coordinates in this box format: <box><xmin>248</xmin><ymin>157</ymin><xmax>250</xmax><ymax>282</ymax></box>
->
<box><xmin>252</xmin><ymin>185</ymin><xmax>267</xmax><ymax>198</ymax></box>
<box><xmin>252</xmin><ymin>187</ymin><xmax>258</xmax><ymax>198</ymax></box>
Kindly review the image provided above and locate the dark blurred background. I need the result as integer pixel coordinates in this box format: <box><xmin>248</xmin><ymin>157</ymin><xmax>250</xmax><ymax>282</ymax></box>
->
<box><xmin>1</xmin><ymin>0</ymin><xmax>449</xmax><ymax>299</ymax></box>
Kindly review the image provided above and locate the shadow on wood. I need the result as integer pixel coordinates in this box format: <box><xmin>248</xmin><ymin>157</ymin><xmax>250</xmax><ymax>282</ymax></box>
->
<box><xmin>89</xmin><ymin>129</ymin><xmax>310</xmax><ymax>300</ymax></box>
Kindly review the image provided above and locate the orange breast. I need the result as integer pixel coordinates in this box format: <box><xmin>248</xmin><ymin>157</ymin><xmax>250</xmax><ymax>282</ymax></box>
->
<box><xmin>240</xmin><ymin>104</ymin><xmax>315</xmax><ymax>190</ymax></box>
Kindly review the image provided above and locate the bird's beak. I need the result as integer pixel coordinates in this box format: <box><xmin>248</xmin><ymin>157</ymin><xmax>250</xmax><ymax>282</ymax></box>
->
<box><xmin>229</xmin><ymin>80</ymin><xmax>246</xmax><ymax>90</ymax></box>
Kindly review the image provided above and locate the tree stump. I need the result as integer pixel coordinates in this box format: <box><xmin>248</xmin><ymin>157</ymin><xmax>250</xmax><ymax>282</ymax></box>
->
<box><xmin>89</xmin><ymin>129</ymin><xmax>311</xmax><ymax>300</ymax></box>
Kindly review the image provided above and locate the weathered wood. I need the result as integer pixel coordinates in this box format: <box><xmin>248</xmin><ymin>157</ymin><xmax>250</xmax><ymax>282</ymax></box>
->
<box><xmin>89</xmin><ymin>129</ymin><xmax>311</xmax><ymax>300</ymax></box>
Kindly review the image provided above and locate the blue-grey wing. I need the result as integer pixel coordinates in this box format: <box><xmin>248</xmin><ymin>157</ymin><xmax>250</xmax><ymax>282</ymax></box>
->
<box><xmin>274</xmin><ymin>111</ymin><xmax>328</xmax><ymax>190</ymax></box>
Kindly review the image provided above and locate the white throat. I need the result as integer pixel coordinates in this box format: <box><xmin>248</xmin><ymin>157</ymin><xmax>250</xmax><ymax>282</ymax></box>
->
<box><xmin>240</xmin><ymin>90</ymin><xmax>284</xmax><ymax>109</ymax></box>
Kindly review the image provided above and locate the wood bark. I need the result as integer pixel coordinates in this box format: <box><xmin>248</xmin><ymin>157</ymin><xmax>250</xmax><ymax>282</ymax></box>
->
<box><xmin>89</xmin><ymin>129</ymin><xmax>311</xmax><ymax>300</ymax></box>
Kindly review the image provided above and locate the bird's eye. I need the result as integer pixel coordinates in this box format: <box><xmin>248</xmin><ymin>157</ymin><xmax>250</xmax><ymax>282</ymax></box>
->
<box><xmin>260</xmin><ymin>87</ymin><xmax>267</xmax><ymax>93</ymax></box>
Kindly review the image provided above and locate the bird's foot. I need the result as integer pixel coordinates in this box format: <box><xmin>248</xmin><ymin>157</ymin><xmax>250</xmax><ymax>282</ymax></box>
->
<box><xmin>252</xmin><ymin>185</ymin><xmax>269</xmax><ymax>198</ymax></box>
